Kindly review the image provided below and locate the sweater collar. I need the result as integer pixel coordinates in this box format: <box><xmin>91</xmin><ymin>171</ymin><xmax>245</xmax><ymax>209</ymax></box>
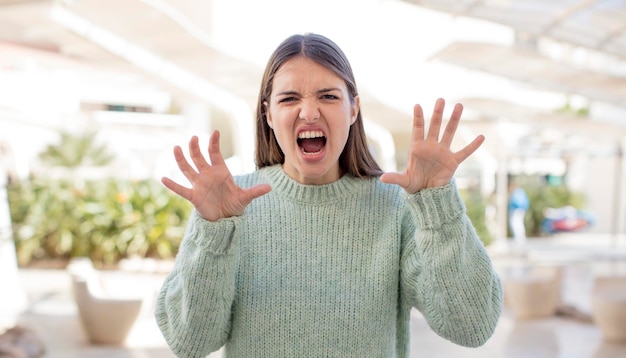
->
<box><xmin>260</xmin><ymin>165</ymin><xmax>367</xmax><ymax>204</ymax></box>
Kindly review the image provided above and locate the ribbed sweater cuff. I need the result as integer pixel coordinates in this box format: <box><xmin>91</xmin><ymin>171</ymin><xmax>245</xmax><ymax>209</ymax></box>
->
<box><xmin>405</xmin><ymin>179</ymin><xmax>466</xmax><ymax>230</ymax></box>
<box><xmin>188</xmin><ymin>211</ymin><xmax>239</xmax><ymax>255</ymax></box>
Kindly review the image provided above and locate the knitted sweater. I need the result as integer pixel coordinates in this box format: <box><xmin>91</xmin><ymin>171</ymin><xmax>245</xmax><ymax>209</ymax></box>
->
<box><xmin>155</xmin><ymin>165</ymin><xmax>503</xmax><ymax>358</ymax></box>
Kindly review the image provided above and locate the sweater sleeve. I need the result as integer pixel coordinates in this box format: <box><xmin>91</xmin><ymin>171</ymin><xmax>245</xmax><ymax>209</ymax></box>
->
<box><xmin>399</xmin><ymin>180</ymin><xmax>503</xmax><ymax>348</ymax></box>
<box><xmin>155</xmin><ymin>210</ymin><xmax>240</xmax><ymax>358</ymax></box>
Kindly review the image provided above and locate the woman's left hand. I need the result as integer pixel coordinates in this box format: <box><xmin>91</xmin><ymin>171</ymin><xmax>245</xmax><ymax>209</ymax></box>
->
<box><xmin>381</xmin><ymin>98</ymin><xmax>484</xmax><ymax>194</ymax></box>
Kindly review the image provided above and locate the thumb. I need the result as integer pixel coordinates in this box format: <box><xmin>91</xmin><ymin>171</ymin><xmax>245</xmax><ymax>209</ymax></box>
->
<box><xmin>380</xmin><ymin>172</ymin><xmax>409</xmax><ymax>188</ymax></box>
<box><xmin>241</xmin><ymin>184</ymin><xmax>272</xmax><ymax>204</ymax></box>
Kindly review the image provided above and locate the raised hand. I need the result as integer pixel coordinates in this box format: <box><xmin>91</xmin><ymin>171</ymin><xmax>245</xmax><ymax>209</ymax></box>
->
<box><xmin>380</xmin><ymin>98</ymin><xmax>484</xmax><ymax>194</ymax></box>
<box><xmin>161</xmin><ymin>131</ymin><xmax>271</xmax><ymax>221</ymax></box>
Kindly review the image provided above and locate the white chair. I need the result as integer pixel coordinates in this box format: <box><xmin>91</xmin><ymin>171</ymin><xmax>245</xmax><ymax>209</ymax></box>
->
<box><xmin>591</xmin><ymin>276</ymin><xmax>626</xmax><ymax>343</ymax></box>
<box><xmin>504</xmin><ymin>265</ymin><xmax>563</xmax><ymax>319</ymax></box>
<box><xmin>67</xmin><ymin>258</ymin><xmax>144</xmax><ymax>345</ymax></box>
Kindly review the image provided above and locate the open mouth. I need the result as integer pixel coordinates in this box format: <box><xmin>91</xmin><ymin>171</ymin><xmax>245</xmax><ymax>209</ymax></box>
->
<box><xmin>297</xmin><ymin>130</ymin><xmax>327</xmax><ymax>154</ymax></box>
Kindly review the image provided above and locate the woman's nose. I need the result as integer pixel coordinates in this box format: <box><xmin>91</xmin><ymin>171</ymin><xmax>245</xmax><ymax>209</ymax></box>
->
<box><xmin>298</xmin><ymin>99</ymin><xmax>320</xmax><ymax>122</ymax></box>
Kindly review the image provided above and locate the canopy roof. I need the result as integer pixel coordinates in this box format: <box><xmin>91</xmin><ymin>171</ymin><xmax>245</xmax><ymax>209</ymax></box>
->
<box><xmin>432</xmin><ymin>41</ymin><xmax>626</xmax><ymax>107</ymax></box>
<box><xmin>403</xmin><ymin>0</ymin><xmax>626</xmax><ymax>152</ymax></box>
<box><xmin>401</xmin><ymin>0</ymin><xmax>626</xmax><ymax>60</ymax></box>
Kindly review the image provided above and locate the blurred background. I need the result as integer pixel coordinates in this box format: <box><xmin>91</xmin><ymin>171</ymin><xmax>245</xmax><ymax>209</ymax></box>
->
<box><xmin>1</xmin><ymin>0</ymin><xmax>626</xmax><ymax>357</ymax></box>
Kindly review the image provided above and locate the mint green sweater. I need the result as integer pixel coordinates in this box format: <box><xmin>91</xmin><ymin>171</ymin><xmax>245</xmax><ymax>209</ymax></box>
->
<box><xmin>155</xmin><ymin>165</ymin><xmax>503</xmax><ymax>357</ymax></box>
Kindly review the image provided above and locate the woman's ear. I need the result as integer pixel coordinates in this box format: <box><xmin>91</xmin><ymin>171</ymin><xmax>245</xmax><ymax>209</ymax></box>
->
<box><xmin>263</xmin><ymin>101</ymin><xmax>273</xmax><ymax>129</ymax></box>
<box><xmin>351</xmin><ymin>96</ymin><xmax>360</xmax><ymax>125</ymax></box>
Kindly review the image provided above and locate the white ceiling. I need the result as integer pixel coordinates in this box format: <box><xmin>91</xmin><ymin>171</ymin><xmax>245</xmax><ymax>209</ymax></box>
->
<box><xmin>401</xmin><ymin>0</ymin><xmax>626</xmax><ymax>60</ymax></box>
<box><xmin>432</xmin><ymin>41</ymin><xmax>626</xmax><ymax>107</ymax></box>
<box><xmin>401</xmin><ymin>0</ymin><xmax>626</xmax><ymax>107</ymax></box>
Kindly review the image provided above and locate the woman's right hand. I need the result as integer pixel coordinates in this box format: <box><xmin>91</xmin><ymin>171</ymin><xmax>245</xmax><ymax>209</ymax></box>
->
<box><xmin>161</xmin><ymin>131</ymin><xmax>272</xmax><ymax>221</ymax></box>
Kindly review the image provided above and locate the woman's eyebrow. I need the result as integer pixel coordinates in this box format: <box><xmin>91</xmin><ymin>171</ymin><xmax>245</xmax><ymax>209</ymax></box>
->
<box><xmin>317</xmin><ymin>87</ymin><xmax>340</xmax><ymax>94</ymax></box>
<box><xmin>275</xmin><ymin>87</ymin><xmax>341</xmax><ymax>97</ymax></box>
<box><xmin>275</xmin><ymin>90</ymin><xmax>300</xmax><ymax>97</ymax></box>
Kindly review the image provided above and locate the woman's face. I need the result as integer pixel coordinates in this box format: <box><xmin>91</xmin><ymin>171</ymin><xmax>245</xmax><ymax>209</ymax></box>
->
<box><xmin>265</xmin><ymin>57</ymin><xmax>359</xmax><ymax>185</ymax></box>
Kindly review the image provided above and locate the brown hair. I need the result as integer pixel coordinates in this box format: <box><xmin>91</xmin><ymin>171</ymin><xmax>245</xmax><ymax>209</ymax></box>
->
<box><xmin>254</xmin><ymin>33</ymin><xmax>382</xmax><ymax>178</ymax></box>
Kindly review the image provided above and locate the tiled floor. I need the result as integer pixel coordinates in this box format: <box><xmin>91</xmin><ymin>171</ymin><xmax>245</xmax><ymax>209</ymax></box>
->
<box><xmin>9</xmin><ymin>234</ymin><xmax>626</xmax><ymax>357</ymax></box>
<box><xmin>16</xmin><ymin>269</ymin><xmax>174</xmax><ymax>358</ymax></box>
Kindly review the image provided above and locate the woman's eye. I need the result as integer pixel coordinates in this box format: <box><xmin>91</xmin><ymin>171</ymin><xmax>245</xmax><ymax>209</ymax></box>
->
<box><xmin>321</xmin><ymin>94</ymin><xmax>339</xmax><ymax>100</ymax></box>
<box><xmin>279</xmin><ymin>97</ymin><xmax>297</xmax><ymax>103</ymax></box>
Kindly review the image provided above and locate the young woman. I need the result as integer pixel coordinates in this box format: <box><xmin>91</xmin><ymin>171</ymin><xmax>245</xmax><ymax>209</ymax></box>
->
<box><xmin>155</xmin><ymin>33</ymin><xmax>503</xmax><ymax>358</ymax></box>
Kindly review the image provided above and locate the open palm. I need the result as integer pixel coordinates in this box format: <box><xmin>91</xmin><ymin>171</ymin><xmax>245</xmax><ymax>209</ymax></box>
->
<box><xmin>381</xmin><ymin>98</ymin><xmax>484</xmax><ymax>194</ymax></box>
<box><xmin>161</xmin><ymin>131</ymin><xmax>271</xmax><ymax>221</ymax></box>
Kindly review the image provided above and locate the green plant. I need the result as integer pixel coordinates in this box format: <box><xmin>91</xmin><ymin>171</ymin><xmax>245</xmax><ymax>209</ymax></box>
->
<box><xmin>38</xmin><ymin>130</ymin><xmax>115</xmax><ymax>168</ymax></box>
<box><xmin>556</xmin><ymin>100</ymin><xmax>589</xmax><ymax>117</ymax></box>
<box><xmin>8</xmin><ymin>178</ymin><xmax>191</xmax><ymax>267</ymax></box>
<box><xmin>460</xmin><ymin>188</ymin><xmax>494</xmax><ymax>247</ymax></box>
<box><xmin>7</xmin><ymin>128</ymin><xmax>193</xmax><ymax>267</ymax></box>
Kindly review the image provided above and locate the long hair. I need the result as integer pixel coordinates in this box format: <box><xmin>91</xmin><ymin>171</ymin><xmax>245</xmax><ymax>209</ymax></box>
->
<box><xmin>254</xmin><ymin>33</ymin><xmax>383</xmax><ymax>178</ymax></box>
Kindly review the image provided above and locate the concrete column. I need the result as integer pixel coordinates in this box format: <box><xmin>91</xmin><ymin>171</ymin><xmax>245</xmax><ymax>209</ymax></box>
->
<box><xmin>0</xmin><ymin>167</ymin><xmax>28</xmax><ymax>330</ymax></box>
<box><xmin>612</xmin><ymin>139</ymin><xmax>626</xmax><ymax>246</ymax></box>
<box><xmin>620</xmin><ymin>138</ymin><xmax>626</xmax><ymax>237</ymax></box>
<box><xmin>496</xmin><ymin>150</ymin><xmax>509</xmax><ymax>244</ymax></box>
<box><xmin>182</xmin><ymin>100</ymin><xmax>211</xmax><ymax>139</ymax></box>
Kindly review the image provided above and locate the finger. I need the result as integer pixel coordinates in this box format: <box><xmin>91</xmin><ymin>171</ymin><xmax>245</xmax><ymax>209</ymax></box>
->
<box><xmin>380</xmin><ymin>172</ymin><xmax>410</xmax><ymax>188</ymax></box>
<box><xmin>241</xmin><ymin>184</ymin><xmax>272</xmax><ymax>204</ymax></box>
<box><xmin>441</xmin><ymin>103</ymin><xmax>463</xmax><ymax>147</ymax></box>
<box><xmin>208</xmin><ymin>130</ymin><xmax>226</xmax><ymax>167</ymax></box>
<box><xmin>189</xmin><ymin>136</ymin><xmax>211</xmax><ymax>171</ymax></box>
<box><xmin>410</xmin><ymin>104</ymin><xmax>425</xmax><ymax>144</ymax></box>
<box><xmin>172</xmin><ymin>146</ymin><xmax>199</xmax><ymax>180</ymax></box>
<box><xmin>427</xmin><ymin>98</ymin><xmax>445</xmax><ymax>141</ymax></box>
<box><xmin>455</xmin><ymin>135</ymin><xmax>485</xmax><ymax>163</ymax></box>
<box><xmin>161</xmin><ymin>176</ymin><xmax>193</xmax><ymax>201</ymax></box>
